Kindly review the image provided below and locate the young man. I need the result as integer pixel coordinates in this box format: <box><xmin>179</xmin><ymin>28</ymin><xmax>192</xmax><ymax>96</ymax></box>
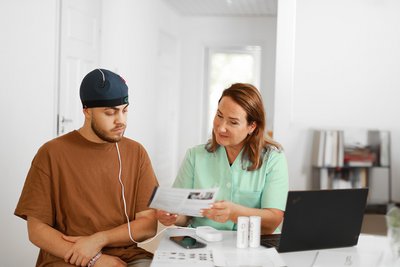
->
<box><xmin>15</xmin><ymin>69</ymin><xmax>158</xmax><ymax>267</ymax></box>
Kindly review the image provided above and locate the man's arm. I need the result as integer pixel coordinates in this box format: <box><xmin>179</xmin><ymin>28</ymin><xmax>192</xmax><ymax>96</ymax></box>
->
<box><xmin>99</xmin><ymin>209</ymin><xmax>158</xmax><ymax>247</ymax></box>
<box><xmin>28</xmin><ymin>218</ymin><xmax>126</xmax><ymax>267</ymax></box>
<box><xmin>27</xmin><ymin>216</ymin><xmax>73</xmax><ymax>259</ymax></box>
<box><xmin>63</xmin><ymin>209</ymin><xmax>157</xmax><ymax>265</ymax></box>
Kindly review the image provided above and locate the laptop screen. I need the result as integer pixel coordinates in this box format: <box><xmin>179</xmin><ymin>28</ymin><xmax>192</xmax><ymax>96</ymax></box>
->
<box><xmin>262</xmin><ymin>188</ymin><xmax>368</xmax><ymax>252</ymax></box>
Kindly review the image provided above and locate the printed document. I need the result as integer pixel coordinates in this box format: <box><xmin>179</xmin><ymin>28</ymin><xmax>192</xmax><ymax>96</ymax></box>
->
<box><xmin>148</xmin><ymin>187</ymin><xmax>219</xmax><ymax>217</ymax></box>
<box><xmin>311</xmin><ymin>250</ymin><xmax>383</xmax><ymax>267</ymax></box>
<box><xmin>212</xmin><ymin>247</ymin><xmax>286</xmax><ymax>267</ymax></box>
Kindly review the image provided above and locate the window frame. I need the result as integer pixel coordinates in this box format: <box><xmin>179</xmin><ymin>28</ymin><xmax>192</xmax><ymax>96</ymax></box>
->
<box><xmin>203</xmin><ymin>46</ymin><xmax>262</xmax><ymax>141</ymax></box>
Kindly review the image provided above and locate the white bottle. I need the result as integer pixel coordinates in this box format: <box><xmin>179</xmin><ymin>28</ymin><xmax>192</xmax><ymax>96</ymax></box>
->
<box><xmin>249</xmin><ymin>216</ymin><xmax>261</xmax><ymax>248</ymax></box>
<box><xmin>236</xmin><ymin>216</ymin><xmax>249</xmax><ymax>248</ymax></box>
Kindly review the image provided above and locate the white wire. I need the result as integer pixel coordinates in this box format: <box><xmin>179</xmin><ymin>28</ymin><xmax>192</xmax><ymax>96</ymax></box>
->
<box><xmin>115</xmin><ymin>142</ymin><xmax>136</xmax><ymax>242</ymax></box>
<box><xmin>97</xmin><ymin>69</ymin><xmax>105</xmax><ymax>83</ymax></box>
<box><xmin>115</xmin><ymin>143</ymin><xmax>193</xmax><ymax>244</ymax></box>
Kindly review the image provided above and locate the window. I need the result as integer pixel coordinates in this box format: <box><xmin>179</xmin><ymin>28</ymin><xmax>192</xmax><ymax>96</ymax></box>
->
<box><xmin>204</xmin><ymin>46</ymin><xmax>261</xmax><ymax>140</ymax></box>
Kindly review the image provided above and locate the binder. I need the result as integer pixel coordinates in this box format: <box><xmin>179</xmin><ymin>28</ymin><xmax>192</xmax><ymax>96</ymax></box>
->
<box><xmin>312</xmin><ymin>130</ymin><xmax>325</xmax><ymax>167</ymax></box>
<box><xmin>324</xmin><ymin>130</ymin><xmax>333</xmax><ymax>167</ymax></box>
<box><xmin>337</xmin><ymin>131</ymin><xmax>344</xmax><ymax>167</ymax></box>
<box><xmin>380</xmin><ymin>131</ymin><xmax>390</xmax><ymax>166</ymax></box>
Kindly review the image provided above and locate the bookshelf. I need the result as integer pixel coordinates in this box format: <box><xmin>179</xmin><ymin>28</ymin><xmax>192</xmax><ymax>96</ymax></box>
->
<box><xmin>311</xmin><ymin>129</ymin><xmax>391</xmax><ymax>213</ymax></box>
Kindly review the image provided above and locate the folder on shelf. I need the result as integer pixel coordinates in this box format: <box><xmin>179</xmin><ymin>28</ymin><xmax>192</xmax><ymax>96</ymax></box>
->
<box><xmin>324</xmin><ymin>130</ymin><xmax>337</xmax><ymax>167</ymax></box>
<box><xmin>337</xmin><ymin>131</ymin><xmax>344</xmax><ymax>167</ymax></box>
<box><xmin>379</xmin><ymin>131</ymin><xmax>390</xmax><ymax>166</ymax></box>
<box><xmin>312</xmin><ymin>130</ymin><xmax>326</xmax><ymax>167</ymax></box>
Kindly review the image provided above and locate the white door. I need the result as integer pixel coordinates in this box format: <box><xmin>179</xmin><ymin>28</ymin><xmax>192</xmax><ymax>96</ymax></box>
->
<box><xmin>57</xmin><ymin>0</ymin><xmax>101</xmax><ymax>135</ymax></box>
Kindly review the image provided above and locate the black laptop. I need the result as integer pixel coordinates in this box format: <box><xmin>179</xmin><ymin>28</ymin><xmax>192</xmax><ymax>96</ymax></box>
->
<box><xmin>261</xmin><ymin>188</ymin><xmax>369</xmax><ymax>252</ymax></box>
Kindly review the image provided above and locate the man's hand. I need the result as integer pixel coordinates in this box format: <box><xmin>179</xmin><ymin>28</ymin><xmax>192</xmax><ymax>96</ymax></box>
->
<box><xmin>156</xmin><ymin>210</ymin><xmax>178</xmax><ymax>226</ymax></box>
<box><xmin>63</xmin><ymin>233</ymin><xmax>105</xmax><ymax>266</ymax></box>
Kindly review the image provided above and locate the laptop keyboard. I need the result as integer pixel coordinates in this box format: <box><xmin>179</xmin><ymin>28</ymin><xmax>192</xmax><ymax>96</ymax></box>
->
<box><xmin>260</xmin><ymin>234</ymin><xmax>281</xmax><ymax>248</ymax></box>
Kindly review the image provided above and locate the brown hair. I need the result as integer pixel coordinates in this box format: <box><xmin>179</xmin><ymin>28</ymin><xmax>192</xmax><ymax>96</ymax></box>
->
<box><xmin>206</xmin><ymin>83</ymin><xmax>282</xmax><ymax>171</ymax></box>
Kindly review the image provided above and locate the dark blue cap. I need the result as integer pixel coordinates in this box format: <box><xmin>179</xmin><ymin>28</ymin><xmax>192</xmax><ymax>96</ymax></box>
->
<box><xmin>80</xmin><ymin>69</ymin><xmax>129</xmax><ymax>108</ymax></box>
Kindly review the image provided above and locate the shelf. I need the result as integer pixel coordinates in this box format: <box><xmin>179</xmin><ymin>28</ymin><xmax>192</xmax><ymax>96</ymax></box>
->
<box><xmin>311</xmin><ymin>129</ymin><xmax>391</xmax><ymax>212</ymax></box>
<box><xmin>365</xmin><ymin>204</ymin><xmax>389</xmax><ymax>215</ymax></box>
<box><xmin>312</xmin><ymin>166</ymin><xmax>390</xmax><ymax>169</ymax></box>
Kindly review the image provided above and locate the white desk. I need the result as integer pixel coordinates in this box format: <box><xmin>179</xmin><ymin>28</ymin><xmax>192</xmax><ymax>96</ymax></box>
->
<box><xmin>151</xmin><ymin>228</ymin><xmax>399</xmax><ymax>267</ymax></box>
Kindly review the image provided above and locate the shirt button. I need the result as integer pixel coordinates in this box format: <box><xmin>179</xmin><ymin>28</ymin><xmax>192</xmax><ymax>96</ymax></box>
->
<box><xmin>226</xmin><ymin>182</ymin><xmax>231</xmax><ymax>188</ymax></box>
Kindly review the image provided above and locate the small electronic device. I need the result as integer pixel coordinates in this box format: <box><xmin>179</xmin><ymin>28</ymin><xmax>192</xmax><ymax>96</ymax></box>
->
<box><xmin>195</xmin><ymin>226</ymin><xmax>223</xmax><ymax>242</ymax></box>
<box><xmin>169</xmin><ymin>236</ymin><xmax>207</xmax><ymax>249</ymax></box>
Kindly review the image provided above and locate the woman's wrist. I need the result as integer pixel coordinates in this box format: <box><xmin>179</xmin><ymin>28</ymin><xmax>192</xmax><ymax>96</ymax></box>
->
<box><xmin>230</xmin><ymin>204</ymin><xmax>244</xmax><ymax>223</ymax></box>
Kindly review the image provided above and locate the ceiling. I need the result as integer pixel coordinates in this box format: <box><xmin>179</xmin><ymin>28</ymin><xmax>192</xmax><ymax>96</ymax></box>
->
<box><xmin>163</xmin><ymin>0</ymin><xmax>277</xmax><ymax>17</ymax></box>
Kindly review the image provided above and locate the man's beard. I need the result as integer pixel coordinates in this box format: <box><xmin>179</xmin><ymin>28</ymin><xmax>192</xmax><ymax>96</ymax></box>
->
<box><xmin>91</xmin><ymin>119</ymin><xmax>125</xmax><ymax>143</ymax></box>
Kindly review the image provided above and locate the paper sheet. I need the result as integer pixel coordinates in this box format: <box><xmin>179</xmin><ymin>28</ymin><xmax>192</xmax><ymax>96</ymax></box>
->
<box><xmin>148</xmin><ymin>187</ymin><xmax>219</xmax><ymax>217</ymax></box>
<box><xmin>311</xmin><ymin>250</ymin><xmax>383</xmax><ymax>267</ymax></box>
<box><xmin>212</xmin><ymin>247</ymin><xmax>287</xmax><ymax>267</ymax></box>
<box><xmin>152</xmin><ymin>250</ymin><xmax>214</xmax><ymax>266</ymax></box>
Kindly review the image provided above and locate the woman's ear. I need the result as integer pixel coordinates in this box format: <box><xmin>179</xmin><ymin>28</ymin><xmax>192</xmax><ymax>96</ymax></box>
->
<box><xmin>249</xmin><ymin>121</ymin><xmax>257</xmax><ymax>134</ymax></box>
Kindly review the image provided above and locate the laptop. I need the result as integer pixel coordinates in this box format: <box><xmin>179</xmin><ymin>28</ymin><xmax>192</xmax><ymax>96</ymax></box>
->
<box><xmin>261</xmin><ymin>188</ymin><xmax>369</xmax><ymax>252</ymax></box>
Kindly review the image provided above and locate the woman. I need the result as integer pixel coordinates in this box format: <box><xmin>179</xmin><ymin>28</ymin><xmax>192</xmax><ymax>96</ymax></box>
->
<box><xmin>157</xmin><ymin>83</ymin><xmax>288</xmax><ymax>234</ymax></box>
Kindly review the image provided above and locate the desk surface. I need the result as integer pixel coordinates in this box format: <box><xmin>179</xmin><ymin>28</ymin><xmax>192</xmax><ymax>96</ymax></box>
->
<box><xmin>151</xmin><ymin>228</ymin><xmax>399</xmax><ymax>267</ymax></box>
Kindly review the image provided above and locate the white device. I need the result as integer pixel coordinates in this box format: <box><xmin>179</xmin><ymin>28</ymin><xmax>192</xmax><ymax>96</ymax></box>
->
<box><xmin>236</xmin><ymin>216</ymin><xmax>249</xmax><ymax>248</ymax></box>
<box><xmin>249</xmin><ymin>216</ymin><xmax>261</xmax><ymax>248</ymax></box>
<box><xmin>195</xmin><ymin>226</ymin><xmax>223</xmax><ymax>242</ymax></box>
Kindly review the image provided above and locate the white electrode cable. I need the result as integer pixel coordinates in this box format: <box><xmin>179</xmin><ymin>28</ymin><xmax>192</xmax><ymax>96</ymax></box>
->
<box><xmin>115</xmin><ymin>142</ymin><xmax>135</xmax><ymax>242</ymax></box>
<box><xmin>115</xmin><ymin>143</ymin><xmax>192</xmax><ymax>245</ymax></box>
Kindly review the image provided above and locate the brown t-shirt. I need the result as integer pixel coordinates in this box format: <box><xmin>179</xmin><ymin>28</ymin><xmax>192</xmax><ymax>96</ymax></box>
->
<box><xmin>15</xmin><ymin>131</ymin><xmax>159</xmax><ymax>266</ymax></box>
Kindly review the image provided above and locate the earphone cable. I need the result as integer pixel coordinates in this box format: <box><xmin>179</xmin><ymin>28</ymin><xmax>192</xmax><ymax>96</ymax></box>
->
<box><xmin>115</xmin><ymin>143</ymin><xmax>193</xmax><ymax>244</ymax></box>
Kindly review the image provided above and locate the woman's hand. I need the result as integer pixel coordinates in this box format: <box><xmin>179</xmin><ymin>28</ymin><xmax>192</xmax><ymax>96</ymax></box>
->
<box><xmin>63</xmin><ymin>233</ymin><xmax>105</xmax><ymax>266</ymax></box>
<box><xmin>156</xmin><ymin>210</ymin><xmax>178</xmax><ymax>226</ymax></box>
<box><xmin>201</xmin><ymin>200</ymin><xmax>241</xmax><ymax>223</ymax></box>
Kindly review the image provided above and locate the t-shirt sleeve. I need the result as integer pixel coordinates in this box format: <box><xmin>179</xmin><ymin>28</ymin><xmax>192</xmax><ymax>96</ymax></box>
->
<box><xmin>261</xmin><ymin>150</ymin><xmax>289</xmax><ymax>211</ymax></box>
<box><xmin>14</xmin><ymin>149</ymin><xmax>54</xmax><ymax>226</ymax></box>
<box><xmin>172</xmin><ymin>148</ymin><xmax>194</xmax><ymax>189</ymax></box>
<box><xmin>135</xmin><ymin>146</ymin><xmax>159</xmax><ymax>213</ymax></box>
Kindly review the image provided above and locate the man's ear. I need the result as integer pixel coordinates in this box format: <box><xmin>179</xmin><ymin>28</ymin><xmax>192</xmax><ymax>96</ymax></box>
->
<box><xmin>82</xmin><ymin>108</ymin><xmax>91</xmax><ymax>120</ymax></box>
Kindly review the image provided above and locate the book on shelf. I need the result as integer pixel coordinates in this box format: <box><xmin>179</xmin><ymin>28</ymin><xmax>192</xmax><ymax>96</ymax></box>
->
<box><xmin>367</xmin><ymin>130</ymin><xmax>390</xmax><ymax>167</ymax></box>
<box><xmin>351</xmin><ymin>168</ymin><xmax>368</xmax><ymax>188</ymax></box>
<box><xmin>312</xmin><ymin>129</ymin><xmax>344</xmax><ymax>168</ymax></box>
<box><xmin>320</xmin><ymin>168</ymin><xmax>330</xmax><ymax>189</ymax></box>
<box><xmin>337</xmin><ymin>131</ymin><xmax>344</xmax><ymax>167</ymax></box>
<box><xmin>344</xmin><ymin>146</ymin><xmax>376</xmax><ymax>167</ymax></box>
<box><xmin>379</xmin><ymin>131</ymin><xmax>390</xmax><ymax>166</ymax></box>
<box><xmin>326</xmin><ymin>168</ymin><xmax>368</xmax><ymax>189</ymax></box>
<box><xmin>312</xmin><ymin>130</ymin><xmax>326</xmax><ymax>167</ymax></box>
<box><xmin>345</xmin><ymin>161</ymin><xmax>373</xmax><ymax>167</ymax></box>
<box><xmin>324</xmin><ymin>130</ymin><xmax>337</xmax><ymax>167</ymax></box>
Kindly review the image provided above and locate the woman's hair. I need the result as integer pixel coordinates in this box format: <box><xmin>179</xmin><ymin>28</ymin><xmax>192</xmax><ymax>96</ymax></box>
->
<box><xmin>206</xmin><ymin>83</ymin><xmax>282</xmax><ymax>171</ymax></box>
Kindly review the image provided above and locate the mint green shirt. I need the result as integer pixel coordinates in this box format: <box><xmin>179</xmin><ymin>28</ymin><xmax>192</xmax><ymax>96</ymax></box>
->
<box><xmin>173</xmin><ymin>144</ymin><xmax>289</xmax><ymax>230</ymax></box>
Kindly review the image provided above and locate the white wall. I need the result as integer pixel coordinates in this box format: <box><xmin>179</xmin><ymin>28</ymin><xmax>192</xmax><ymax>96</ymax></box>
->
<box><xmin>101</xmin><ymin>0</ymin><xmax>182</xmax><ymax>185</ymax></box>
<box><xmin>100</xmin><ymin>1</ymin><xmax>277</xmax><ymax>186</ymax></box>
<box><xmin>275</xmin><ymin>0</ymin><xmax>400</xmax><ymax>201</ymax></box>
<box><xmin>0</xmin><ymin>1</ymin><xmax>58</xmax><ymax>265</ymax></box>
<box><xmin>0</xmin><ymin>1</ymin><xmax>274</xmax><ymax>265</ymax></box>
<box><xmin>6</xmin><ymin>0</ymin><xmax>400</xmax><ymax>265</ymax></box>
<box><xmin>178</xmin><ymin>16</ymin><xmax>277</xmax><ymax>165</ymax></box>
